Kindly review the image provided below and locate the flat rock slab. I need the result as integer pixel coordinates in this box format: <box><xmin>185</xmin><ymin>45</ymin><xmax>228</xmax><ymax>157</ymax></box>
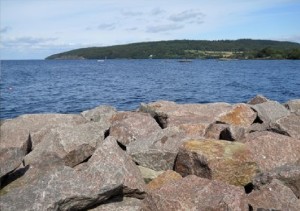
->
<box><xmin>0</xmin><ymin>137</ymin><xmax>145</xmax><ymax>210</ymax></box>
<box><xmin>251</xmin><ymin>100</ymin><xmax>290</xmax><ymax>123</ymax></box>
<box><xmin>81</xmin><ymin>105</ymin><xmax>117</xmax><ymax>122</ymax></box>
<box><xmin>110</xmin><ymin>111</ymin><xmax>161</xmax><ymax>146</ymax></box>
<box><xmin>271</xmin><ymin>114</ymin><xmax>300</xmax><ymax>139</ymax></box>
<box><xmin>139</xmin><ymin>101</ymin><xmax>232</xmax><ymax>128</ymax></box>
<box><xmin>175</xmin><ymin>139</ymin><xmax>259</xmax><ymax>186</ymax></box>
<box><xmin>247</xmin><ymin>179</ymin><xmax>300</xmax><ymax>210</ymax></box>
<box><xmin>24</xmin><ymin>122</ymin><xmax>108</xmax><ymax>167</ymax></box>
<box><xmin>142</xmin><ymin>175</ymin><xmax>246</xmax><ymax>211</ymax></box>
<box><xmin>244</xmin><ymin>131</ymin><xmax>300</xmax><ymax>172</ymax></box>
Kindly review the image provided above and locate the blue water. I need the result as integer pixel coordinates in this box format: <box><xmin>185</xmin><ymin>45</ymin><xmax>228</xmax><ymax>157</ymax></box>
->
<box><xmin>1</xmin><ymin>59</ymin><xmax>299</xmax><ymax>119</ymax></box>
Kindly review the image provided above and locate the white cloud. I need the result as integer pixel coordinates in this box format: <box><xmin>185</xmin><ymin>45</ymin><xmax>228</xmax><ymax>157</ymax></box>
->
<box><xmin>98</xmin><ymin>23</ymin><xmax>116</xmax><ymax>31</ymax></box>
<box><xmin>146</xmin><ymin>24</ymin><xmax>184</xmax><ymax>33</ymax></box>
<box><xmin>169</xmin><ymin>10</ymin><xmax>205</xmax><ymax>23</ymax></box>
<box><xmin>2</xmin><ymin>36</ymin><xmax>57</xmax><ymax>47</ymax></box>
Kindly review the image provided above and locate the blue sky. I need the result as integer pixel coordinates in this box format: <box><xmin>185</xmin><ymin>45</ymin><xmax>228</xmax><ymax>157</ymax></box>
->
<box><xmin>1</xmin><ymin>0</ymin><xmax>300</xmax><ymax>59</ymax></box>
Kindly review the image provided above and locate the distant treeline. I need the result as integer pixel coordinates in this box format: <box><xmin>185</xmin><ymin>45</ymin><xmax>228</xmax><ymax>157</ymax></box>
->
<box><xmin>46</xmin><ymin>39</ymin><xmax>300</xmax><ymax>60</ymax></box>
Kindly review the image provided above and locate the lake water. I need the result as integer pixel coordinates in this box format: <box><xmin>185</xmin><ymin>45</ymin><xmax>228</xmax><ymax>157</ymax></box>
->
<box><xmin>1</xmin><ymin>59</ymin><xmax>299</xmax><ymax>119</ymax></box>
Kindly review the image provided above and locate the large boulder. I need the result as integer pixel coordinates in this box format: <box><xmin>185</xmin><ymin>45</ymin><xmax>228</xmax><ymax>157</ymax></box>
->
<box><xmin>251</xmin><ymin>100</ymin><xmax>290</xmax><ymax>123</ymax></box>
<box><xmin>270</xmin><ymin>114</ymin><xmax>300</xmax><ymax>139</ymax></box>
<box><xmin>0</xmin><ymin>137</ymin><xmax>145</xmax><ymax>210</ymax></box>
<box><xmin>83</xmin><ymin>136</ymin><xmax>146</xmax><ymax>198</ymax></box>
<box><xmin>217</xmin><ymin>103</ymin><xmax>257</xmax><ymax>127</ymax></box>
<box><xmin>244</xmin><ymin>131</ymin><xmax>300</xmax><ymax>172</ymax></box>
<box><xmin>175</xmin><ymin>139</ymin><xmax>259</xmax><ymax>186</ymax></box>
<box><xmin>139</xmin><ymin>101</ymin><xmax>232</xmax><ymax>128</ymax></box>
<box><xmin>142</xmin><ymin>175</ymin><xmax>247</xmax><ymax>210</ymax></box>
<box><xmin>0</xmin><ymin>114</ymin><xmax>87</xmax><ymax>150</ymax></box>
<box><xmin>0</xmin><ymin>116</ymin><xmax>31</xmax><ymax>178</ymax></box>
<box><xmin>24</xmin><ymin>122</ymin><xmax>108</xmax><ymax>167</ymax></box>
<box><xmin>252</xmin><ymin>164</ymin><xmax>300</xmax><ymax>198</ymax></box>
<box><xmin>109</xmin><ymin>112</ymin><xmax>161</xmax><ymax>146</ymax></box>
<box><xmin>247</xmin><ymin>179</ymin><xmax>300</xmax><ymax>210</ymax></box>
<box><xmin>81</xmin><ymin>105</ymin><xmax>117</xmax><ymax>122</ymax></box>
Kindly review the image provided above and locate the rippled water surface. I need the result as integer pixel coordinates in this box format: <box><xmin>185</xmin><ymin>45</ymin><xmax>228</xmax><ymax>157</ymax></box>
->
<box><xmin>1</xmin><ymin>59</ymin><xmax>299</xmax><ymax>119</ymax></box>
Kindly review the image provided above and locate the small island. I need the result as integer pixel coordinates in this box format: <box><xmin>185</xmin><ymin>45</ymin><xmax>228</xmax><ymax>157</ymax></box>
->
<box><xmin>46</xmin><ymin>39</ymin><xmax>300</xmax><ymax>60</ymax></box>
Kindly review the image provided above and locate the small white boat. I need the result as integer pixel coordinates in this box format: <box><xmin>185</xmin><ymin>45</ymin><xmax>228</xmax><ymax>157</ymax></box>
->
<box><xmin>97</xmin><ymin>59</ymin><xmax>105</xmax><ymax>62</ymax></box>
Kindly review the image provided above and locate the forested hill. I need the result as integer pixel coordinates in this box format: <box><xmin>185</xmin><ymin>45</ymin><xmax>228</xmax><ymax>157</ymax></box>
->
<box><xmin>46</xmin><ymin>39</ymin><xmax>300</xmax><ymax>60</ymax></box>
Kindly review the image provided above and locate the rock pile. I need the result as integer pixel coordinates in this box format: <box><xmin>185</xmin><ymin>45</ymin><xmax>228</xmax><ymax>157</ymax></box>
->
<box><xmin>1</xmin><ymin>96</ymin><xmax>300</xmax><ymax>210</ymax></box>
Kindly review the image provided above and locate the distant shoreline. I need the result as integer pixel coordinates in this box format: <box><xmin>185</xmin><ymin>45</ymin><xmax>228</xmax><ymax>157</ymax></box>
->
<box><xmin>46</xmin><ymin>39</ymin><xmax>300</xmax><ymax>60</ymax></box>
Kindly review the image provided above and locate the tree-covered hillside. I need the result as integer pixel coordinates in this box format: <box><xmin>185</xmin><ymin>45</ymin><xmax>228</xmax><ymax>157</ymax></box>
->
<box><xmin>46</xmin><ymin>39</ymin><xmax>300</xmax><ymax>60</ymax></box>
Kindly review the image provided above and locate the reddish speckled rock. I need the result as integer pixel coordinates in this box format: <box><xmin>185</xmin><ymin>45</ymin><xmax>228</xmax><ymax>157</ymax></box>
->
<box><xmin>217</xmin><ymin>103</ymin><xmax>257</xmax><ymax>127</ymax></box>
<box><xmin>110</xmin><ymin>111</ymin><xmax>161</xmax><ymax>146</ymax></box>
<box><xmin>142</xmin><ymin>175</ymin><xmax>247</xmax><ymax>211</ymax></box>
<box><xmin>247</xmin><ymin>179</ymin><xmax>300</xmax><ymax>210</ymax></box>
<box><xmin>146</xmin><ymin>170</ymin><xmax>182</xmax><ymax>191</ymax></box>
<box><xmin>244</xmin><ymin>131</ymin><xmax>300</xmax><ymax>172</ymax></box>
<box><xmin>139</xmin><ymin>101</ymin><xmax>232</xmax><ymax>128</ymax></box>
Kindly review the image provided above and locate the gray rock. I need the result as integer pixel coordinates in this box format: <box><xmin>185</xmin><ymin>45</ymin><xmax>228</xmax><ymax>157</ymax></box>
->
<box><xmin>0</xmin><ymin>114</ymin><xmax>87</xmax><ymax>150</ymax></box>
<box><xmin>24</xmin><ymin>122</ymin><xmax>108</xmax><ymax>167</ymax></box>
<box><xmin>81</xmin><ymin>105</ymin><xmax>117</xmax><ymax>122</ymax></box>
<box><xmin>247</xmin><ymin>179</ymin><xmax>300</xmax><ymax>210</ymax></box>
<box><xmin>0</xmin><ymin>116</ymin><xmax>41</xmax><ymax>178</ymax></box>
<box><xmin>252</xmin><ymin>164</ymin><xmax>300</xmax><ymax>198</ymax></box>
<box><xmin>0</xmin><ymin>137</ymin><xmax>145</xmax><ymax>210</ymax></box>
<box><xmin>270</xmin><ymin>114</ymin><xmax>300</xmax><ymax>139</ymax></box>
<box><xmin>0</xmin><ymin>147</ymin><xmax>26</xmax><ymax>178</ymax></box>
<box><xmin>247</xmin><ymin>94</ymin><xmax>269</xmax><ymax>105</ymax></box>
<box><xmin>251</xmin><ymin>100</ymin><xmax>290</xmax><ymax>123</ymax></box>
<box><xmin>284</xmin><ymin>99</ymin><xmax>300</xmax><ymax>114</ymax></box>
<box><xmin>127</xmin><ymin>126</ymin><xmax>193</xmax><ymax>171</ymax></box>
<box><xmin>244</xmin><ymin>131</ymin><xmax>300</xmax><ymax>171</ymax></box>
<box><xmin>142</xmin><ymin>175</ymin><xmax>247</xmax><ymax>211</ymax></box>
<box><xmin>109</xmin><ymin>111</ymin><xmax>161</xmax><ymax>146</ymax></box>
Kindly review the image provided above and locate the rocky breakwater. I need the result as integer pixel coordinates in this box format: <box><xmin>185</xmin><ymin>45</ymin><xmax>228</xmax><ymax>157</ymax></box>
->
<box><xmin>1</xmin><ymin>97</ymin><xmax>300</xmax><ymax>210</ymax></box>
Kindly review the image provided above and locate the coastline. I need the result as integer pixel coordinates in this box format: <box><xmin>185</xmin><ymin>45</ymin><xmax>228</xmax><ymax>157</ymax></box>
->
<box><xmin>1</xmin><ymin>96</ymin><xmax>300</xmax><ymax>210</ymax></box>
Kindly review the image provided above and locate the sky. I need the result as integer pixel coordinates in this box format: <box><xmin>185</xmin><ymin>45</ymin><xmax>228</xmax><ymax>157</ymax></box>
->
<box><xmin>1</xmin><ymin>0</ymin><xmax>300</xmax><ymax>59</ymax></box>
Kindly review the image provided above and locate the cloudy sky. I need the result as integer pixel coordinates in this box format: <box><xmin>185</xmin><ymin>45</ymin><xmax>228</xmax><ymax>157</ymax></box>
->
<box><xmin>1</xmin><ymin>0</ymin><xmax>300</xmax><ymax>59</ymax></box>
